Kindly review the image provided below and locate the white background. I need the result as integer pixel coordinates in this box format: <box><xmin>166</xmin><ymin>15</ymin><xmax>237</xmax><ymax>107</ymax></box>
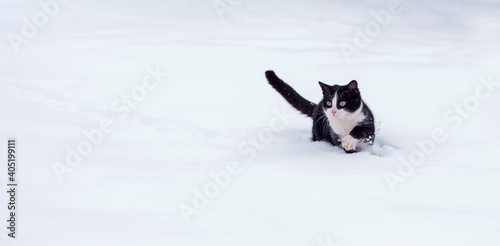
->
<box><xmin>1</xmin><ymin>0</ymin><xmax>500</xmax><ymax>245</ymax></box>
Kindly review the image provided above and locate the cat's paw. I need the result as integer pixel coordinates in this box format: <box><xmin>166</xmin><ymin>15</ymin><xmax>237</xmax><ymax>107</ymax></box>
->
<box><xmin>342</xmin><ymin>135</ymin><xmax>360</xmax><ymax>152</ymax></box>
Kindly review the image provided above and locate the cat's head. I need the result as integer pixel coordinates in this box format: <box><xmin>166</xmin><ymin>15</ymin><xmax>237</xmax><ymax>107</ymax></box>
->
<box><xmin>318</xmin><ymin>80</ymin><xmax>363</xmax><ymax>120</ymax></box>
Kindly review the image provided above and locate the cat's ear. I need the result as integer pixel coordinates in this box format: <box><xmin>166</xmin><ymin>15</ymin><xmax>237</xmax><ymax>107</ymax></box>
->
<box><xmin>318</xmin><ymin>81</ymin><xmax>331</xmax><ymax>95</ymax></box>
<box><xmin>347</xmin><ymin>80</ymin><xmax>358</xmax><ymax>90</ymax></box>
<box><xmin>347</xmin><ymin>80</ymin><xmax>358</xmax><ymax>91</ymax></box>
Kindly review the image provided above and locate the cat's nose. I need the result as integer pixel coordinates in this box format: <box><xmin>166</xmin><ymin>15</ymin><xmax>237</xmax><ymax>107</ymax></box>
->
<box><xmin>332</xmin><ymin>110</ymin><xmax>337</xmax><ymax>115</ymax></box>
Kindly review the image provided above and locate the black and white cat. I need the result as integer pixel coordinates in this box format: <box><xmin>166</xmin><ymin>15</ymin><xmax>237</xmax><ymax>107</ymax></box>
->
<box><xmin>265</xmin><ymin>70</ymin><xmax>375</xmax><ymax>153</ymax></box>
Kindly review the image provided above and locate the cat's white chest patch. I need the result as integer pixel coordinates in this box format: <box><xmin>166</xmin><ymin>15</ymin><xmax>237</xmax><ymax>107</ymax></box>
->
<box><xmin>326</xmin><ymin>103</ymin><xmax>365</xmax><ymax>139</ymax></box>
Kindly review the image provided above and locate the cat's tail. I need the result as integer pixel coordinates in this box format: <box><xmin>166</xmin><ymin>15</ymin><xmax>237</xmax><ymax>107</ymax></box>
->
<box><xmin>265</xmin><ymin>70</ymin><xmax>316</xmax><ymax>118</ymax></box>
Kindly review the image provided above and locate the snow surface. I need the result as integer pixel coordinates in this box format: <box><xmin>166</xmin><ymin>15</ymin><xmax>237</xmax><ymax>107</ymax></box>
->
<box><xmin>1</xmin><ymin>0</ymin><xmax>500</xmax><ymax>245</ymax></box>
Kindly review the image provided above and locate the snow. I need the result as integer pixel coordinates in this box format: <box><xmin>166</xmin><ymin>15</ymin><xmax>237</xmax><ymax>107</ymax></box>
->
<box><xmin>1</xmin><ymin>0</ymin><xmax>500</xmax><ymax>245</ymax></box>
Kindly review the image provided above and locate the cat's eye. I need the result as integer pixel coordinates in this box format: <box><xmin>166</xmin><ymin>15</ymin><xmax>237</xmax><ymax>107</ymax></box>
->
<box><xmin>339</xmin><ymin>101</ymin><xmax>346</xmax><ymax>107</ymax></box>
<box><xmin>326</xmin><ymin>101</ymin><xmax>332</xmax><ymax>107</ymax></box>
